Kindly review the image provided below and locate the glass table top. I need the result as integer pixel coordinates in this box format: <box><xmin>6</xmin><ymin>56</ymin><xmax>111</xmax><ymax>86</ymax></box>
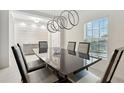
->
<box><xmin>33</xmin><ymin>47</ymin><xmax>102</xmax><ymax>75</ymax></box>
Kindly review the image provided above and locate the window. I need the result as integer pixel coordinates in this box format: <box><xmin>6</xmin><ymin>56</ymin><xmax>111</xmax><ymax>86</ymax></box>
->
<box><xmin>84</xmin><ymin>17</ymin><xmax>108</xmax><ymax>59</ymax></box>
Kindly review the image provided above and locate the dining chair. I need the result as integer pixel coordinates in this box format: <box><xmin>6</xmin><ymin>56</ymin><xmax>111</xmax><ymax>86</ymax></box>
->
<box><xmin>78</xmin><ymin>42</ymin><xmax>90</xmax><ymax>54</ymax></box>
<box><xmin>68</xmin><ymin>50</ymin><xmax>76</xmax><ymax>55</ymax></box>
<box><xmin>67</xmin><ymin>41</ymin><xmax>76</xmax><ymax>51</ymax></box>
<box><xmin>11</xmin><ymin>46</ymin><xmax>58</xmax><ymax>83</ymax></box>
<box><xmin>39</xmin><ymin>41</ymin><xmax>48</xmax><ymax>53</ymax></box>
<box><xmin>68</xmin><ymin>47</ymin><xmax>124</xmax><ymax>83</ymax></box>
<box><xmin>17</xmin><ymin>43</ymin><xmax>45</xmax><ymax>73</ymax></box>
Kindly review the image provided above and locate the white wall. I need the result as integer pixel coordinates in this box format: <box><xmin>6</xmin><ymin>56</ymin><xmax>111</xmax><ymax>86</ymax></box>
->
<box><xmin>60</xmin><ymin>30</ymin><xmax>65</xmax><ymax>48</ymax></box>
<box><xmin>15</xmin><ymin>26</ymin><xmax>48</xmax><ymax>44</ymax></box>
<box><xmin>50</xmin><ymin>32</ymin><xmax>60</xmax><ymax>47</ymax></box>
<box><xmin>14</xmin><ymin>21</ymin><xmax>48</xmax><ymax>44</ymax></box>
<box><xmin>0</xmin><ymin>10</ymin><xmax>9</xmax><ymax>69</ymax></box>
<box><xmin>63</xmin><ymin>10</ymin><xmax>124</xmax><ymax>81</ymax></box>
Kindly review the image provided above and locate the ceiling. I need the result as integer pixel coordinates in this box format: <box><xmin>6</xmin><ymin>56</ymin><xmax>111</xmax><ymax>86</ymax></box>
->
<box><xmin>12</xmin><ymin>10</ymin><xmax>63</xmax><ymax>27</ymax></box>
<box><xmin>12</xmin><ymin>10</ymin><xmax>81</xmax><ymax>31</ymax></box>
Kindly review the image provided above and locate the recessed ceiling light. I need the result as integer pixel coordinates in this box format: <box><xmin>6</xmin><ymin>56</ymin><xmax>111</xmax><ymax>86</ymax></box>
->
<box><xmin>31</xmin><ymin>17</ymin><xmax>43</xmax><ymax>23</ymax></box>
<box><xmin>31</xmin><ymin>24</ymin><xmax>37</xmax><ymax>28</ymax></box>
<box><xmin>41</xmin><ymin>25</ymin><xmax>46</xmax><ymax>29</ymax></box>
<box><xmin>20</xmin><ymin>22</ymin><xmax>26</xmax><ymax>27</ymax></box>
<box><xmin>34</xmin><ymin>20</ymin><xmax>40</xmax><ymax>23</ymax></box>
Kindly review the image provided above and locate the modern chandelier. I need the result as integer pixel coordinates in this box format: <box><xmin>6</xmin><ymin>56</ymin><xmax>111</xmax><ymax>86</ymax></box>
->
<box><xmin>47</xmin><ymin>10</ymin><xmax>79</xmax><ymax>33</ymax></box>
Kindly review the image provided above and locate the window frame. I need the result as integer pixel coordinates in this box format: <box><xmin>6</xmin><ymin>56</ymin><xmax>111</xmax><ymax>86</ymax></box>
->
<box><xmin>84</xmin><ymin>17</ymin><xmax>109</xmax><ymax>59</ymax></box>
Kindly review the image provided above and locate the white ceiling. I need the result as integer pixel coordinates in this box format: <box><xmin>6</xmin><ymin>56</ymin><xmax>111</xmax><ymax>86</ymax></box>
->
<box><xmin>12</xmin><ymin>10</ymin><xmax>81</xmax><ymax>30</ymax></box>
<box><xmin>12</xmin><ymin>10</ymin><xmax>82</xmax><ymax>23</ymax></box>
<box><xmin>12</xmin><ymin>10</ymin><xmax>63</xmax><ymax>26</ymax></box>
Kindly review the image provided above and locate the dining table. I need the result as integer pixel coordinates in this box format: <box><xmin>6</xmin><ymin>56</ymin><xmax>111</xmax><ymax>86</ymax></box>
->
<box><xmin>33</xmin><ymin>47</ymin><xmax>102</xmax><ymax>81</ymax></box>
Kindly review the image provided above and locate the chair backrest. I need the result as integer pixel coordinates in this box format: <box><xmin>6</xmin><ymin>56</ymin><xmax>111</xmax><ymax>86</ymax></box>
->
<box><xmin>17</xmin><ymin>43</ymin><xmax>28</xmax><ymax>72</ymax></box>
<box><xmin>11</xmin><ymin>46</ymin><xmax>29</xmax><ymax>83</ymax></box>
<box><xmin>39</xmin><ymin>41</ymin><xmax>48</xmax><ymax>53</ymax></box>
<box><xmin>67</xmin><ymin>42</ymin><xmax>76</xmax><ymax>51</ymax></box>
<box><xmin>101</xmin><ymin>47</ymin><xmax>124</xmax><ymax>83</ymax></box>
<box><xmin>39</xmin><ymin>41</ymin><xmax>48</xmax><ymax>48</ymax></box>
<box><xmin>78</xmin><ymin>42</ymin><xmax>90</xmax><ymax>54</ymax></box>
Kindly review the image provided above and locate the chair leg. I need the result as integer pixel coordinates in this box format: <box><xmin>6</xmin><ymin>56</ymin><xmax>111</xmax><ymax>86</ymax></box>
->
<box><xmin>106</xmin><ymin>81</ymin><xmax>111</xmax><ymax>83</ymax></box>
<box><xmin>21</xmin><ymin>78</ymin><xmax>23</xmax><ymax>83</ymax></box>
<box><xmin>45</xmin><ymin>64</ymin><xmax>47</xmax><ymax>69</ymax></box>
<box><xmin>86</xmin><ymin>67</ymin><xmax>88</xmax><ymax>70</ymax></box>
